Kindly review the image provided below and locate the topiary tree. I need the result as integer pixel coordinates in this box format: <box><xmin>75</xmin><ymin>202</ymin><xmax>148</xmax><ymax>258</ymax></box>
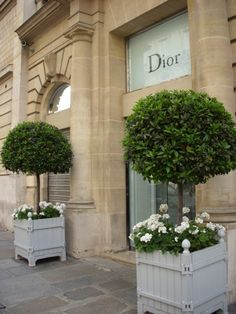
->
<box><xmin>123</xmin><ymin>90</ymin><xmax>236</xmax><ymax>223</ymax></box>
<box><xmin>1</xmin><ymin>121</ymin><xmax>73</xmax><ymax>213</ymax></box>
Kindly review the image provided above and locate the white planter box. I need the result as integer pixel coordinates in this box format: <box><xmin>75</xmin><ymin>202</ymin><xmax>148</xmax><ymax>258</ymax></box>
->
<box><xmin>14</xmin><ymin>217</ymin><xmax>66</xmax><ymax>266</ymax></box>
<box><xmin>137</xmin><ymin>242</ymin><xmax>228</xmax><ymax>314</ymax></box>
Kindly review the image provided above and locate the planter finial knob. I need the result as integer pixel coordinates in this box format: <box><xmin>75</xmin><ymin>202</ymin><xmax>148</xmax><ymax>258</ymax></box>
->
<box><xmin>218</xmin><ymin>227</ymin><xmax>225</xmax><ymax>243</ymax></box>
<box><xmin>27</xmin><ymin>212</ymin><xmax>32</xmax><ymax>220</ymax></box>
<box><xmin>182</xmin><ymin>239</ymin><xmax>191</xmax><ymax>254</ymax></box>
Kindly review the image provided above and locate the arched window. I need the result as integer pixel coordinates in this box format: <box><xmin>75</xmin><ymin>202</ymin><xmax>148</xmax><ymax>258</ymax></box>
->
<box><xmin>48</xmin><ymin>84</ymin><xmax>71</xmax><ymax>114</ymax></box>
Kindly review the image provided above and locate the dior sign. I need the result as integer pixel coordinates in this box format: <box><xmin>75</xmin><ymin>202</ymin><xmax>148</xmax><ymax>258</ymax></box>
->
<box><xmin>128</xmin><ymin>13</ymin><xmax>191</xmax><ymax>91</ymax></box>
<box><xmin>148</xmin><ymin>53</ymin><xmax>181</xmax><ymax>73</ymax></box>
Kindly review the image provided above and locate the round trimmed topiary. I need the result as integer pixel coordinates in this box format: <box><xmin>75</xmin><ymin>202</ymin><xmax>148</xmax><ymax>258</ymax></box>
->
<box><xmin>1</xmin><ymin>121</ymin><xmax>73</xmax><ymax>212</ymax></box>
<box><xmin>123</xmin><ymin>90</ymin><xmax>236</xmax><ymax>222</ymax></box>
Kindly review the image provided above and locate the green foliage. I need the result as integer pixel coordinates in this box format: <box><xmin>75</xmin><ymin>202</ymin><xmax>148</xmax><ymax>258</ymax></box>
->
<box><xmin>123</xmin><ymin>90</ymin><xmax>236</xmax><ymax>185</ymax></box>
<box><xmin>42</xmin><ymin>205</ymin><xmax>60</xmax><ymax>218</ymax></box>
<box><xmin>1</xmin><ymin>121</ymin><xmax>73</xmax><ymax>176</ymax></box>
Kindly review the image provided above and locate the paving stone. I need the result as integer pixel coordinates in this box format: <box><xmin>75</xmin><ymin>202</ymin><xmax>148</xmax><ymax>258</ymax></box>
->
<box><xmin>121</xmin><ymin>310</ymin><xmax>137</xmax><ymax>314</ymax></box>
<box><xmin>0</xmin><ymin>274</ymin><xmax>61</xmax><ymax>306</ymax></box>
<box><xmin>112</xmin><ymin>287</ymin><xmax>137</xmax><ymax>305</ymax></box>
<box><xmin>0</xmin><ymin>249</ymin><xmax>15</xmax><ymax>260</ymax></box>
<box><xmin>7</xmin><ymin>296</ymin><xmax>68</xmax><ymax>314</ymax></box>
<box><xmin>52</xmin><ymin>275</ymin><xmax>98</xmax><ymax>292</ymax></box>
<box><xmin>65</xmin><ymin>295</ymin><xmax>127</xmax><ymax>314</ymax></box>
<box><xmin>0</xmin><ymin>270</ymin><xmax>13</xmax><ymax>280</ymax></box>
<box><xmin>7</xmin><ymin>266</ymin><xmax>37</xmax><ymax>277</ymax></box>
<box><xmin>83</xmin><ymin>256</ymin><xmax>130</xmax><ymax>272</ymax></box>
<box><xmin>64</xmin><ymin>286</ymin><xmax>104</xmax><ymax>301</ymax></box>
<box><xmin>0</xmin><ymin>259</ymin><xmax>20</xmax><ymax>269</ymax></box>
<box><xmin>99</xmin><ymin>279</ymin><xmax>135</xmax><ymax>291</ymax></box>
<box><xmin>40</xmin><ymin>263</ymin><xmax>99</xmax><ymax>283</ymax></box>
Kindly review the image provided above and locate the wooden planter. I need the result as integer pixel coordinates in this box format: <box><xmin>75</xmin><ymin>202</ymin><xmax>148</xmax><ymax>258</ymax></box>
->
<box><xmin>137</xmin><ymin>242</ymin><xmax>228</xmax><ymax>314</ymax></box>
<box><xmin>14</xmin><ymin>216</ymin><xmax>66</xmax><ymax>266</ymax></box>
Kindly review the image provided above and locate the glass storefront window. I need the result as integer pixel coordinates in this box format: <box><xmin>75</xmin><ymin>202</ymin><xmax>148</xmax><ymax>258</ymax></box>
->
<box><xmin>128</xmin><ymin>165</ymin><xmax>195</xmax><ymax>237</ymax></box>
<box><xmin>127</xmin><ymin>12</ymin><xmax>191</xmax><ymax>91</ymax></box>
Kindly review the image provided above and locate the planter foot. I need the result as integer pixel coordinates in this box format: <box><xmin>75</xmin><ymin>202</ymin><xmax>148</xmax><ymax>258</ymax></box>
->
<box><xmin>28</xmin><ymin>256</ymin><xmax>36</xmax><ymax>267</ymax></box>
<box><xmin>60</xmin><ymin>251</ymin><xmax>66</xmax><ymax>262</ymax></box>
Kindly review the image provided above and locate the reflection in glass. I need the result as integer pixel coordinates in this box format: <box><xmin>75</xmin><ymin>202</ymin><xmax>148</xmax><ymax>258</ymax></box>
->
<box><xmin>48</xmin><ymin>85</ymin><xmax>71</xmax><ymax>114</ymax></box>
<box><xmin>129</xmin><ymin>165</ymin><xmax>195</xmax><ymax>235</ymax></box>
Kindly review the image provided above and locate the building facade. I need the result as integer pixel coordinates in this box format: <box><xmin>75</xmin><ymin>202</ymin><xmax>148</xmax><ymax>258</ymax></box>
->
<box><xmin>1</xmin><ymin>0</ymin><xmax>236</xmax><ymax>302</ymax></box>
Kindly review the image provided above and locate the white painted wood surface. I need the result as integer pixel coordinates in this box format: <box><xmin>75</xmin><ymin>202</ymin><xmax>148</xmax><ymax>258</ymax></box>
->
<box><xmin>137</xmin><ymin>243</ymin><xmax>228</xmax><ymax>313</ymax></box>
<box><xmin>14</xmin><ymin>217</ymin><xmax>66</xmax><ymax>266</ymax></box>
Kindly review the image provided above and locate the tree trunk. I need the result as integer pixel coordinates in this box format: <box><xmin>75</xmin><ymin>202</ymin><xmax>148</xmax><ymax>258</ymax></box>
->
<box><xmin>177</xmin><ymin>183</ymin><xmax>184</xmax><ymax>224</ymax></box>
<box><xmin>36</xmin><ymin>174</ymin><xmax>40</xmax><ymax>214</ymax></box>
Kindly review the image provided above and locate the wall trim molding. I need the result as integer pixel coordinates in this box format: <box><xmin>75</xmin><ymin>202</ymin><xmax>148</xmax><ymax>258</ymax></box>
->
<box><xmin>15</xmin><ymin>0</ymin><xmax>69</xmax><ymax>43</ymax></box>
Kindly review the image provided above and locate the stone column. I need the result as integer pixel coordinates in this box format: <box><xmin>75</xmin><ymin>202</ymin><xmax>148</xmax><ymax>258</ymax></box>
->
<box><xmin>64</xmin><ymin>24</ymin><xmax>100</xmax><ymax>257</ymax></box>
<box><xmin>188</xmin><ymin>0</ymin><xmax>236</xmax><ymax>219</ymax></box>
<box><xmin>67</xmin><ymin>24</ymin><xmax>95</xmax><ymax>209</ymax></box>
<box><xmin>188</xmin><ymin>0</ymin><xmax>236</xmax><ymax>303</ymax></box>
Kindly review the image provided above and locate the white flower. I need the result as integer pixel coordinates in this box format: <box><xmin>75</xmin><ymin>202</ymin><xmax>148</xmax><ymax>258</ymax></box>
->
<box><xmin>39</xmin><ymin>201</ymin><xmax>48</xmax><ymax>209</ymax></box>
<box><xmin>174</xmin><ymin>237</ymin><xmax>178</xmax><ymax>242</ymax></box>
<box><xmin>159</xmin><ymin>204</ymin><xmax>168</xmax><ymax>213</ymax></box>
<box><xmin>149</xmin><ymin>214</ymin><xmax>161</xmax><ymax>220</ymax></box>
<box><xmin>39</xmin><ymin>212</ymin><xmax>45</xmax><ymax>216</ymax></box>
<box><xmin>182</xmin><ymin>216</ymin><xmax>189</xmax><ymax>223</ymax></box>
<box><xmin>175</xmin><ymin>226</ymin><xmax>184</xmax><ymax>234</ymax></box>
<box><xmin>140</xmin><ymin>233</ymin><xmax>153</xmax><ymax>243</ymax></box>
<box><xmin>148</xmin><ymin>222</ymin><xmax>159</xmax><ymax>231</ymax></box>
<box><xmin>133</xmin><ymin>221</ymin><xmax>147</xmax><ymax>231</ymax></box>
<box><xmin>206</xmin><ymin>222</ymin><xmax>216</xmax><ymax>231</ymax></box>
<box><xmin>183</xmin><ymin>207</ymin><xmax>190</xmax><ymax>214</ymax></box>
<box><xmin>158</xmin><ymin>226</ymin><xmax>167</xmax><ymax>234</ymax></box>
<box><xmin>162</xmin><ymin>214</ymin><xmax>170</xmax><ymax>220</ymax></box>
<box><xmin>195</xmin><ymin>217</ymin><xmax>203</xmax><ymax>224</ymax></box>
<box><xmin>175</xmin><ymin>221</ymin><xmax>189</xmax><ymax>234</ymax></box>
<box><xmin>200</xmin><ymin>211</ymin><xmax>210</xmax><ymax>221</ymax></box>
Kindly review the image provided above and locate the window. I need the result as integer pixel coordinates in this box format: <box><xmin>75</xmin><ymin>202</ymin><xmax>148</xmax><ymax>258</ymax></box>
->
<box><xmin>48</xmin><ymin>84</ymin><xmax>71</xmax><ymax>114</ymax></box>
<box><xmin>127</xmin><ymin>12</ymin><xmax>191</xmax><ymax>91</ymax></box>
<box><xmin>128</xmin><ymin>165</ymin><xmax>195</xmax><ymax>237</ymax></box>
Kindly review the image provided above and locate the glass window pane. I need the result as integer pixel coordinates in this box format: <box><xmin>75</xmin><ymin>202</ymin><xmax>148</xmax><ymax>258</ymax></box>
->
<box><xmin>48</xmin><ymin>85</ymin><xmax>71</xmax><ymax>114</ymax></box>
<box><xmin>127</xmin><ymin>12</ymin><xmax>191</xmax><ymax>91</ymax></box>
<box><xmin>128</xmin><ymin>165</ymin><xmax>195</xmax><ymax>238</ymax></box>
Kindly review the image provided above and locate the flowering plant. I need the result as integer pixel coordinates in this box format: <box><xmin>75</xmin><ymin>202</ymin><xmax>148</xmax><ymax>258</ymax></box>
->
<box><xmin>129</xmin><ymin>204</ymin><xmax>225</xmax><ymax>255</ymax></box>
<box><xmin>12</xmin><ymin>201</ymin><xmax>66</xmax><ymax>220</ymax></box>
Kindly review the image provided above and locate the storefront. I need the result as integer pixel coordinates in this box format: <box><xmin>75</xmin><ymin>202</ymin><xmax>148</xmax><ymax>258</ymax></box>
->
<box><xmin>0</xmin><ymin>0</ymin><xmax>236</xmax><ymax>302</ymax></box>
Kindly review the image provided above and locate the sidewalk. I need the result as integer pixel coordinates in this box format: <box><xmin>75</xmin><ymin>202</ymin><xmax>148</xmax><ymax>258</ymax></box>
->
<box><xmin>1</xmin><ymin>227</ymin><xmax>236</xmax><ymax>314</ymax></box>
<box><xmin>0</xmin><ymin>228</ymin><xmax>137</xmax><ymax>314</ymax></box>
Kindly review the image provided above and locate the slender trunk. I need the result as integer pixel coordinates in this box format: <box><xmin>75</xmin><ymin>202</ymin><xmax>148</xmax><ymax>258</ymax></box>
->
<box><xmin>36</xmin><ymin>174</ymin><xmax>40</xmax><ymax>214</ymax></box>
<box><xmin>177</xmin><ymin>183</ymin><xmax>183</xmax><ymax>224</ymax></box>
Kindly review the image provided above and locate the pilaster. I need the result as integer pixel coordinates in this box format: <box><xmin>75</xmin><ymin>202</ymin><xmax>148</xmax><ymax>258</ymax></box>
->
<box><xmin>188</xmin><ymin>0</ymin><xmax>236</xmax><ymax>220</ymax></box>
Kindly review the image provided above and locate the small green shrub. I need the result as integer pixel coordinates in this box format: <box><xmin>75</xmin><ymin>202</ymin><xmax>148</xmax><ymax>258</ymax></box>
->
<box><xmin>1</xmin><ymin>121</ymin><xmax>73</xmax><ymax>212</ymax></box>
<box><xmin>123</xmin><ymin>90</ymin><xmax>236</xmax><ymax>221</ymax></box>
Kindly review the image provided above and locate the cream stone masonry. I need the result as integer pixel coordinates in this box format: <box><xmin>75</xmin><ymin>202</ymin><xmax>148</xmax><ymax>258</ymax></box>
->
<box><xmin>188</xmin><ymin>0</ymin><xmax>236</xmax><ymax>214</ymax></box>
<box><xmin>188</xmin><ymin>0</ymin><xmax>236</xmax><ymax>303</ymax></box>
<box><xmin>64</xmin><ymin>22</ymin><xmax>100</xmax><ymax>257</ymax></box>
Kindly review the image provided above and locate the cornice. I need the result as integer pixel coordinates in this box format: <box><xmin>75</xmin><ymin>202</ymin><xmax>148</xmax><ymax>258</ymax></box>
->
<box><xmin>0</xmin><ymin>0</ymin><xmax>16</xmax><ymax>21</ymax></box>
<box><xmin>15</xmin><ymin>0</ymin><xmax>69</xmax><ymax>43</ymax></box>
